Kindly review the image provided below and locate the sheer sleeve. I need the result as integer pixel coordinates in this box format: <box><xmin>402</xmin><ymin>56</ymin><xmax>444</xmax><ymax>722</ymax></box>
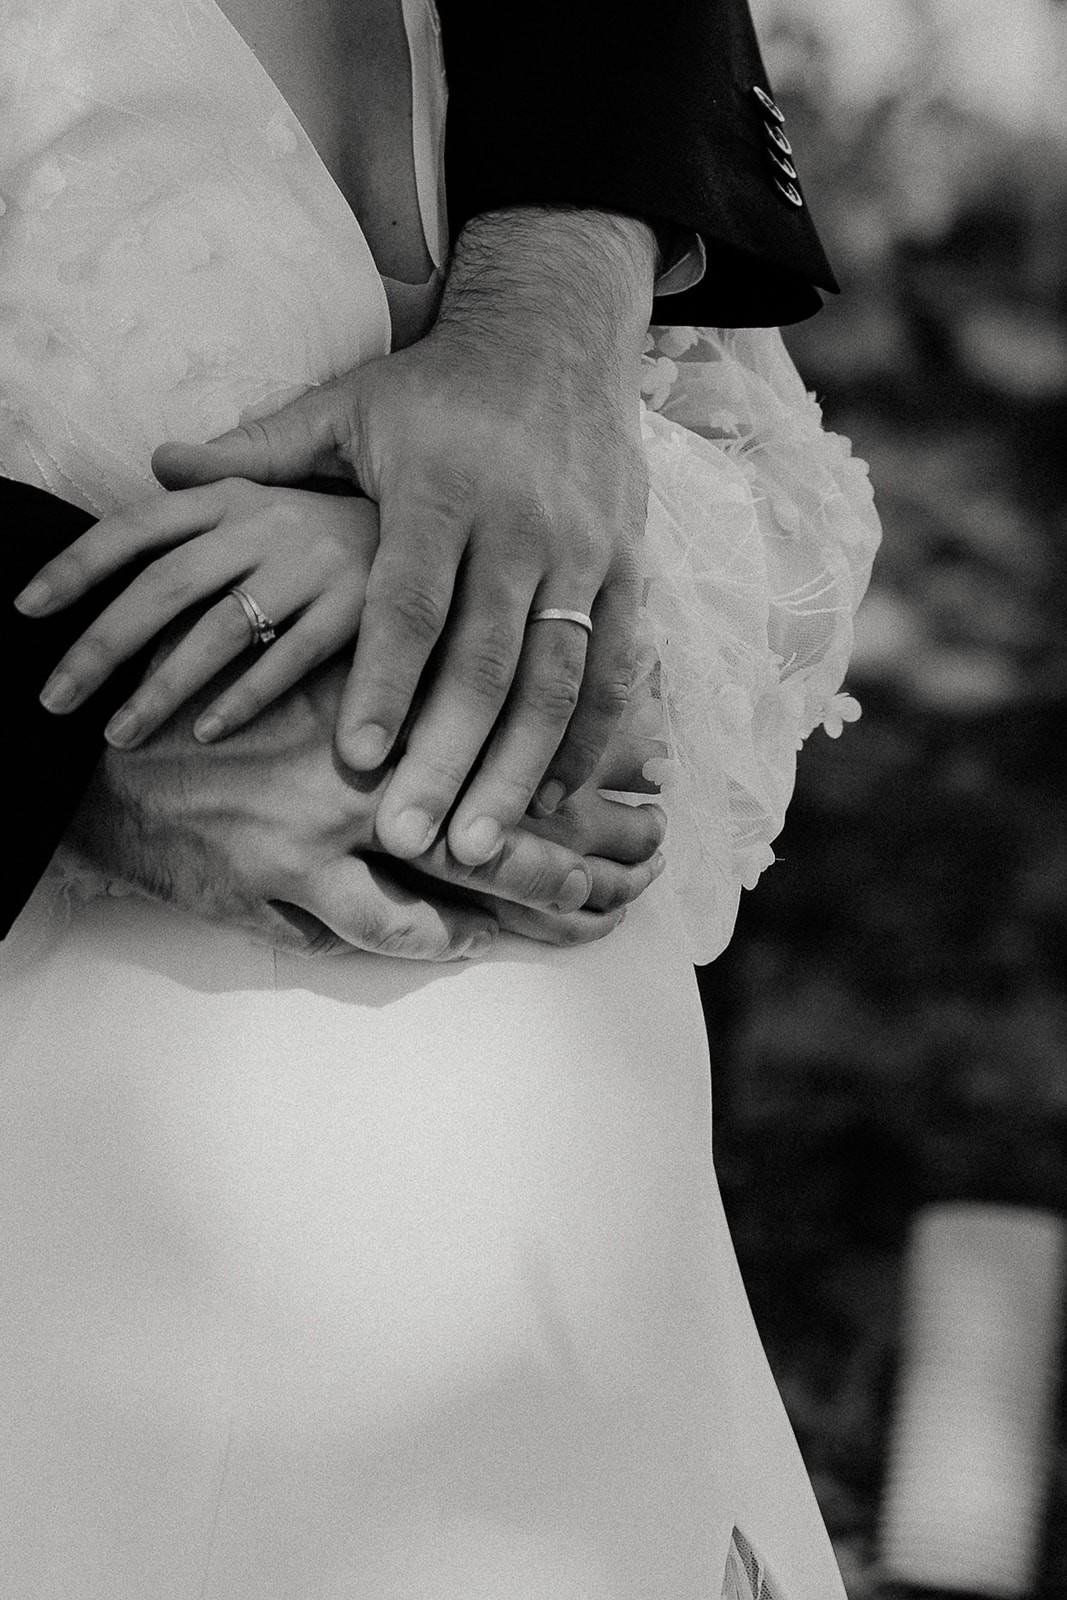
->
<box><xmin>633</xmin><ymin>325</ymin><xmax>880</xmax><ymax>963</ymax></box>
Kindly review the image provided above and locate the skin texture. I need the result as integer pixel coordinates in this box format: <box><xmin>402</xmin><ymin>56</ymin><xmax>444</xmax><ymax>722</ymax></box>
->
<box><xmin>67</xmin><ymin>645</ymin><xmax>667</xmax><ymax>959</ymax></box>
<box><xmin>153</xmin><ymin>205</ymin><xmax>658</xmax><ymax>874</ymax></box>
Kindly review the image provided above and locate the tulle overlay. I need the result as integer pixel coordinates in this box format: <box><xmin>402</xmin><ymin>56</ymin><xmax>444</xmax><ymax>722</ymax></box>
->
<box><xmin>639</xmin><ymin>326</ymin><xmax>877</xmax><ymax>960</ymax></box>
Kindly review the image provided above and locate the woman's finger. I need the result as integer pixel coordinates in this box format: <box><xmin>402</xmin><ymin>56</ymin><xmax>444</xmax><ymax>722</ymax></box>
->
<box><xmin>192</xmin><ymin>589</ymin><xmax>362</xmax><ymax>742</ymax></box>
<box><xmin>332</xmin><ymin>482</ymin><xmax>470</xmax><ymax>772</ymax></box>
<box><xmin>531</xmin><ymin>567</ymin><xmax>641</xmax><ymax>814</ymax></box>
<box><xmin>444</xmin><ymin>609</ymin><xmax>592</xmax><ymax>866</ymax></box>
<box><xmin>14</xmin><ymin>485</ymin><xmax>226</xmax><ymax>615</ymax></box>
<box><xmin>38</xmin><ymin>535</ymin><xmax>247</xmax><ymax>715</ymax></box>
<box><xmin>369</xmin><ymin>563</ymin><xmax>536</xmax><ymax>859</ymax></box>
<box><xmin>102</xmin><ymin>587</ymin><xmax>297</xmax><ymax>746</ymax></box>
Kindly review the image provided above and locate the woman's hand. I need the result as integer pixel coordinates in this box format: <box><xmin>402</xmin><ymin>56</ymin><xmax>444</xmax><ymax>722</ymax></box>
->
<box><xmin>16</xmin><ymin>479</ymin><xmax>379</xmax><ymax>748</ymax></box>
<box><xmin>151</xmin><ymin>207</ymin><xmax>657</xmax><ymax>869</ymax></box>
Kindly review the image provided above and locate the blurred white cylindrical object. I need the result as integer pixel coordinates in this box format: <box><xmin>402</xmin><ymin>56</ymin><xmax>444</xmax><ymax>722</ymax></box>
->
<box><xmin>879</xmin><ymin>1202</ymin><xmax>1065</xmax><ymax>1597</ymax></box>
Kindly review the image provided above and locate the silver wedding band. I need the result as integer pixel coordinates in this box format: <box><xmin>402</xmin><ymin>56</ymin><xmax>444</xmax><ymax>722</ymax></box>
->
<box><xmin>528</xmin><ymin>607</ymin><xmax>594</xmax><ymax>637</ymax></box>
<box><xmin>228</xmin><ymin>585</ymin><xmax>277</xmax><ymax>647</ymax></box>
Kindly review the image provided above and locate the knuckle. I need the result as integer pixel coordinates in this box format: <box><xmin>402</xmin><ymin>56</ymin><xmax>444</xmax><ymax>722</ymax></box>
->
<box><xmin>405</xmin><ymin>750</ymin><xmax>470</xmax><ymax>797</ymax></box>
<box><xmin>590</xmin><ymin>672</ymin><xmax>632</xmax><ymax>723</ymax></box>
<box><xmin>376</xmin><ymin>578</ymin><xmax>447</xmax><ymax>644</ymax></box>
<box><xmin>564</xmin><ymin>518</ymin><xmax>601</xmax><ymax>577</ymax></box>
<box><xmin>504</xmin><ymin>853</ymin><xmax>563</xmax><ymax>908</ymax></box>
<box><xmin>420</xmin><ymin>459</ymin><xmax>478</xmax><ymax>523</ymax></box>
<box><xmin>524</xmin><ymin>668</ymin><xmax>581</xmax><ymax>723</ymax></box>
<box><xmin>372</xmin><ymin>917</ymin><xmax>438</xmax><ymax>958</ymax></box>
<box><xmin>552</xmin><ymin>725</ymin><xmax>605</xmax><ymax>786</ymax></box>
<box><xmin>147</xmin><ymin>550</ymin><xmax>205</xmax><ymax>611</ymax></box>
<box><xmin>457</xmin><ymin>625</ymin><xmax>517</xmax><ymax>700</ymax></box>
<box><xmin>509</xmin><ymin>488</ymin><xmax>556</xmax><ymax>546</ymax></box>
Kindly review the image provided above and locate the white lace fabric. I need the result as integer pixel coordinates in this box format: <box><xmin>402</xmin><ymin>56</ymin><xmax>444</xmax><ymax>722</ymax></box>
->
<box><xmin>0</xmin><ymin>0</ymin><xmax>880</xmax><ymax>966</ymax></box>
<box><xmin>638</xmin><ymin>325</ymin><xmax>879</xmax><ymax>960</ymax></box>
<box><xmin>0</xmin><ymin>0</ymin><xmax>390</xmax><ymax>518</ymax></box>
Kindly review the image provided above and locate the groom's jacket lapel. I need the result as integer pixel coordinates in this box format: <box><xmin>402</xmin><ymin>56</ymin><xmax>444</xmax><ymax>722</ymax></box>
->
<box><xmin>436</xmin><ymin>0</ymin><xmax>836</xmax><ymax>326</ymax></box>
<box><xmin>1</xmin><ymin>481</ymin><xmax>154</xmax><ymax>936</ymax></box>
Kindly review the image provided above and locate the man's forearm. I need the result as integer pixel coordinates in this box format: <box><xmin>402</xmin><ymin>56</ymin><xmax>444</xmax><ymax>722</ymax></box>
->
<box><xmin>437</xmin><ymin>207</ymin><xmax>660</xmax><ymax>381</ymax></box>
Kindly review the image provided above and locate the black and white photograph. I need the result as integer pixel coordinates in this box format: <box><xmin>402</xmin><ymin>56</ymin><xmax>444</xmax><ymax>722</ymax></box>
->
<box><xmin>0</xmin><ymin>1</ymin><xmax>1064</xmax><ymax>1596</ymax></box>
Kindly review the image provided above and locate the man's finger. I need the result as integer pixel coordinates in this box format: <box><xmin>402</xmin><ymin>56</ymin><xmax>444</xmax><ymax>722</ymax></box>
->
<box><xmin>297</xmin><ymin>855</ymin><xmax>498</xmax><ymax>961</ymax></box>
<box><xmin>525</xmin><ymin>793</ymin><xmax>666</xmax><ymax>865</ymax></box>
<box><xmin>487</xmin><ymin>900</ymin><xmax>630</xmax><ymax>949</ymax></box>
<box><xmin>420</xmin><ymin>827</ymin><xmax>591</xmax><ymax>915</ymax></box>
<box><xmin>370</xmin><ymin>569</ymin><xmax>536</xmax><ymax>860</ymax></box>
<box><xmin>444</xmin><ymin>611</ymin><xmax>590</xmax><ymax>866</ymax></box>
<box><xmin>333</xmin><ymin>492</ymin><xmax>473</xmax><ymax>776</ymax></box>
<box><xmin>532</xmin><ymin>570</ymin><xmax>640</xmax><ymax>813</ymax></box>
<box><xmin>151</xmin><ymin>380</ymin><xmax>357</xmax><ymax>490</ymax></box>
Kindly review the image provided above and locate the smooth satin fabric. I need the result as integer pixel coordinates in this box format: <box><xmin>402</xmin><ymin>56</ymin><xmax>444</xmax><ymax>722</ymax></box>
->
<box><xmin>0</xmin><ymin>889</ymin><xmax>839</xmax><ymax>1598</ymax></box>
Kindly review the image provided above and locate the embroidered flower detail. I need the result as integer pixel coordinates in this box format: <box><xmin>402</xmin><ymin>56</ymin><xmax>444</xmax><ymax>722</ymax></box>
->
<box><xmin>656</xmin><ymin>324</ymin><xmax>701</xmax><ymax>359</ymax></box>
<box><xmin>819</xmin><ymin>691</ymin><xmax>862</xmax><ymax>738</ymax></box>
<box><xmin>737</xmin><ymin>843</ymin><xmax>776</xmax><ymax>891</ymax></box>
<box><xmin>640</xmin><ymin>354</ymin><xmax>679</xmax><ymax>411</ymax></box>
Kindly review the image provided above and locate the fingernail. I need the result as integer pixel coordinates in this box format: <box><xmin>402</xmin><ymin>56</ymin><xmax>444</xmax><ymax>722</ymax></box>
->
<box><xmin>462</xmin><ymin>928</ymin><xmax>496</xmax><ymax>960</ymax></box>
<box><xmin>556</xmin><ymin>868</ymin><xmax>590</xmax><ymax>913</ymax></box>
<box><xmin>39</xmin><ymin>671</ymin><xmax>78</xmax><ymax>713</ymax></box>
<box><xmin>347</xmin><ymin>723</ymin><xmax>391</xmax><ymax>769</ymax></box>
<box><xmin>463</xmin><ymin>817</ymin><xmax>502</xmax><ymax>862</ymax></box>
<box><xmin>391</xmin><ymin>807</ymin><xmax>436</xmax><ymax>856</ymax></box>
<box><xmin>104</xmin><ymin>706</ymin><xmax>141</xmax><ymax>746</ymax></box>
<box><xmin>536</xmin><ymin>779</ymin><xmax>567</xmax><ymax>815</ymax></box>
<box><xmin>648</xmin><ymin>803</ymin><xmax>668</xmax><ymax>836</ymax></box>
<box><xmin>649</xmin><ymin>850</ymin><xmax>666</xmax><ymax>880</ymax></box>
<box><xmin>14</xmin><ymin>578</ymin><xmax>51</xmax><ymax>615</ymax></box>
<box><xmin>194</xmin><ymin>712</ymin><xmax>224</xmax><ymax>743</ymax></box>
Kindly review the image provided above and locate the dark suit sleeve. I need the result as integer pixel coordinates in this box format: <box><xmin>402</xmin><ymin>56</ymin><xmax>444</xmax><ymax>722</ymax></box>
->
<box><xmin>436</xmin><ymin>0</ymin><xmax>836</xmax><ymax>326</ymax></box>
<box><xmin>1</xmin><ymin>479</ymin><xmax>154</xmax><ymax>937</ymax></box>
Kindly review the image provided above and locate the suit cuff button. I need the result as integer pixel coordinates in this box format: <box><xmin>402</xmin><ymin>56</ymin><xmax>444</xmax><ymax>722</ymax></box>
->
<box><xmin>752</xmin><ymin>85</ymin><xmax>786</xmax><ymax>122</ymax></box>
<box><xmin>773</xmin><ymin>177</ymin><xmax>804</xmax><ymax>208</ymax></box>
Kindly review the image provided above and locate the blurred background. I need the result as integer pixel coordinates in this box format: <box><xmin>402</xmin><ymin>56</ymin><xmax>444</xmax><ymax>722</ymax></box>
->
<box><xmin>700</xmin><ymin>1</ymin><xmax>1067</xmax><ymax>1594</ymax></box>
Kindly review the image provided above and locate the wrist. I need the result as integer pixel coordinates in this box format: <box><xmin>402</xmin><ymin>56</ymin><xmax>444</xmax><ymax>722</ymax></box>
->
<box><xmin>438</xmin><ymin>206</ymin><xmax>657</xmax><ymax>372</ymax></box>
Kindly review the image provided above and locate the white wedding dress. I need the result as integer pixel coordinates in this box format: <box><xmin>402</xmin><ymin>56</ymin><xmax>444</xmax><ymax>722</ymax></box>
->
<box><xmin>0</xmin><ymin>3</ymin><xmax>880</xmax><ymax>1595</ymax></box>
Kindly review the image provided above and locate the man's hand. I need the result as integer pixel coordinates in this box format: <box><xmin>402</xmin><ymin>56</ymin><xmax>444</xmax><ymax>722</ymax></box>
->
<box><xmin>152</xmin><ymin>207</ymin><xmax>657</xmax><ymax>871</ymax></box>
<box><xmin>67</xmin><ymin>653</ymin><xmax>666</xmax><ymax>961</ymax></box>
